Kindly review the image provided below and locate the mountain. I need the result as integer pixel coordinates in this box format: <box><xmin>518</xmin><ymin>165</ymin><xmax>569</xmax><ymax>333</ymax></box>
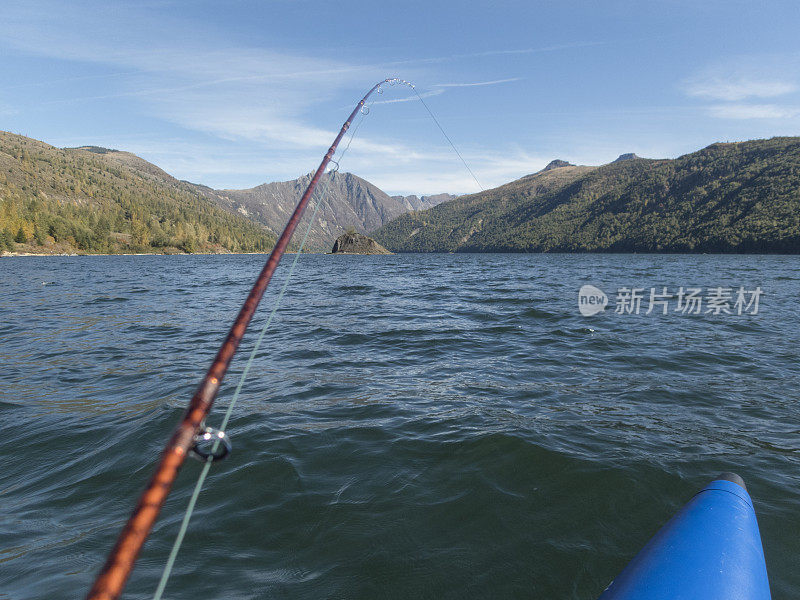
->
<box><xmin>200</xmin><ymin>173</ymin><xmax>454</xmax><ymax>252</ymax></box>
<box><xmin>392</xmin><ymin>193</ymin><xmax>456</xmax><ymax>212</ymax></box>
<box><xmin>0</xmin><ymin>132</ymin><xmax>453</xmax><ymax>255</ymax></box>
<box><xmin>612</xmin><ymin>153</ymin><xmax>642</xmax><ymax>162</ymax></box>
<box><xmin>542</xmin><ymin>159</ymin><xmax>575</xmax><ymax>170</ymax></box>
<box><xmin>372</xmin><ymin>162</ymin><xmax>594</xmax><ymax>252</ymax></box>
<box><xmin>373</xmin><ymin>137</ymin><xmax>800</xmax><ymax>253</ymax></box>
<box><xmin>0</xmin><ymin>132</ymin><xmax>275</xmax><ymax>254</ymax></box>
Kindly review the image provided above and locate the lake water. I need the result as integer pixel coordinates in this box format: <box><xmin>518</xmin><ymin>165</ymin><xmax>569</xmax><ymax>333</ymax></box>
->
<box><xmin>1</xmin><ymin>253</ymin><xmax>799</xmax><ymax>599</ymax></box>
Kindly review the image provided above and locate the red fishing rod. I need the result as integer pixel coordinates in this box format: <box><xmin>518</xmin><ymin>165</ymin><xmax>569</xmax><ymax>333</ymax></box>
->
<box><xmin>86</xmin><ymin>78</ymin><xmax>400</xmax><ymax>600</ymax></box>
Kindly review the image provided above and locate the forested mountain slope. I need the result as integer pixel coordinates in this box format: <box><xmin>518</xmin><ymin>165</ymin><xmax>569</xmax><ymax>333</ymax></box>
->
<box><xmin>0</xmin><ymin>132</ymin><xmax>275</xmax><ymax>254</ymax></box>
<box><xmin>0</xmin><ymin>131</ymin><xmax>453</xmax><ymax>254</ymax></box>
<box><xmin>374</xmin><ymin>138</ymin><xmax>800</xmax><ymax>253</ymax></box>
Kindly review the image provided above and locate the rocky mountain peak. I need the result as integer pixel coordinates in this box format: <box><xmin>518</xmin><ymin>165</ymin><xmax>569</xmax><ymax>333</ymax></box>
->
<box><xmin>613</xmin><ymin>153</ymin><xmax>642</xmax><ymax>162</ymax></box>
<box><xmin>542</xmin><ymin>159</ymin><xmax>574</xmax><ymax>171</ymax></box>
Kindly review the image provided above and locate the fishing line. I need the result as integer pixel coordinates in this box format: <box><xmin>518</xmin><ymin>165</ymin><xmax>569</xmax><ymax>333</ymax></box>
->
<box><xmin>152</xmin><ymin>103</ymin><xmax>374</xmax><ymax>600</ymax></box>
<box><xmin>411</xmin><ymin>86</ymin><xmax>483</xmax><ymax>192</ymax></box>
<box><xmin>381</xmin><ymin>78</ymin><xmax>483</xmax><ymax>192</ymax></box>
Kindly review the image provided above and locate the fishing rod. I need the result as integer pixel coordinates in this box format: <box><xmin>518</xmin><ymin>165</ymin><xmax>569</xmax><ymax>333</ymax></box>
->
<box><xmin>86</xmin><ymin>77</ymin><xmax>407</xmax><ymax>600</ymax></box>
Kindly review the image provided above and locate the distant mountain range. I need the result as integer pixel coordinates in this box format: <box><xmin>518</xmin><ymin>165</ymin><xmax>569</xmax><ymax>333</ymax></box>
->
<box><xmin>374</xmin><ymin>138</ymin><xmax>800</xmax><ymax>253</ymax></box>
<box><xmin>197</xmin><ymin>172</ymin><xmax>454</xmax><ymax>251</ymax></box>
<box><xmin>0</xmin><ymin>132</ymin><xmax>452</xmax><ymax>254</ymax></box>
<box><xmin>3</xmin><ymin>132</ymin><xmax>799</xmax><ymax>256</ymax></box>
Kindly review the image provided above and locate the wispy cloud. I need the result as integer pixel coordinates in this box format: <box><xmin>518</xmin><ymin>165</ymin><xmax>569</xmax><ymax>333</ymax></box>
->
<box><xmin>683</xmin><ymin>54</ymin><xmax>800</xmax><ymax>102</ymax></box>
<box><xmin>686</xmin><ymin>78</ymin><xmax>797</xmax><ymax>101</ymax></box>
<box><xmin>351</xmin><ymin>148</ymin><xmax>550</xmax><ymax>196</ymax></box>
<box><xmin>374</xmin><ymin>42</ymin><xmax>606</xmax><ymax>69</ymax></box>
<box><xmin>683</xmin><ymin>56</ymin><xmax>800</xmax><ymax>122</ymax></box>
<box><xmin>451</xmin><ymin>42</ymin><xmax>605</xmax><ymax>59</ymax></box>
<box><xmin>370</xmin><ymin>89</ymin><xmax>444</xmax><ymax>105</ymax></box>
<box><xmin>434</xmin><ymin>77</ymin><xmax>522</xmax><ymax>88</ymax></box>
<box><xmin>0</xmin><ymin>1</ymin><xmax>612</xmax><ymax>193</ymax></box>
<box><xmin>368</xmin><ymin>78</ymin><xmax>520</xmax><ymax>107</ymax></box>
<box><xmin>707</xmin><ymin>103</ymin><xmax>800</xmax><ymax>120</ymax></box>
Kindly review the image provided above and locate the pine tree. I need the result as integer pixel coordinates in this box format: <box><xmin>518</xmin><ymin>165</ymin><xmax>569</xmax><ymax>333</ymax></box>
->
<box><xmin>0</xmin><ymin>228</ymin><xmax>13</xmax><ymax>251</ymax></box>
<box><xmin>14</xmin><ymin>226</ymin><xmax>27</xmax><ymax>243</ymax></box>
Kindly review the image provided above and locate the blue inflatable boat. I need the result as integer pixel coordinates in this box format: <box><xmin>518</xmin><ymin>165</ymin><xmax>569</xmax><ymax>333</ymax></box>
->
<box><xmin>599</xmin><ymin>473</ymin><xmax>771</xmax><ymax>600</ymax></box>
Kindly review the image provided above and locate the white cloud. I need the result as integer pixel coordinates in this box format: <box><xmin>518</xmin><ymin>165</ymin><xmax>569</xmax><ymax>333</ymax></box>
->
<box><xmin>328</xmin><ymin>148</ymin><xmax>496</xmax><ymax>194</ymax></box>
<box><xmin>434</xmin><ymin>77</ymin><xmax>522</xmax><ymax>88</ymax></box>
<box><xmin>686</xmin><ymin>78</ymin><xmax>797</xmax><ymax>101</ymax></box>
<box><xmin>684</xmin><ymin>57</ymin><xmax>800</xmax><ymax>122</ymax></box>
<box><xmin>684</xmin><ymin>54</ymin><xmax>800</xmax><ymax>102</ymax></box>
<box><xmin>354</xmin><ymin>149</ymin><xmax>554</xmax><ymax>196</ymax></box>
<box><xmin>0</xmin><ymin>1</ymin><xmax>616</xmax><ymax>194</ymax></box>
<box><xmin>451</xmin><ymin>42</ymin><xmax>605</xmax><ymax>60</ymax></box>
<box><xmin>370</xmin><ymin>89</ymin><xmax>444</xmax><ymax>105</ymax></box>
<box><xmin>707</xmin><ymin>104</ymin><xmax>800</xmax><ymax>120</ymax></box>
<box><xmin>365</xmin><ymin>77</ymin><xmax>521</xmax><ymax>107</ymax></box>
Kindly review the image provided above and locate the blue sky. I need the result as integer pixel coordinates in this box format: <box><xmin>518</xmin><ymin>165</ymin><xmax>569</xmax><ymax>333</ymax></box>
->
<box><xmin>1</xmin><ymin>0</ymin><xmax>799</xmax><ymax>195</ymax></box>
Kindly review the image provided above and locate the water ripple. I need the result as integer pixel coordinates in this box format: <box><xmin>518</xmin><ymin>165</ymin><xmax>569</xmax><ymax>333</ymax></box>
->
<box><xmin>0</xmin><ymin>253</ymin><xmax>799</xmax><ymax>599</ymax></box>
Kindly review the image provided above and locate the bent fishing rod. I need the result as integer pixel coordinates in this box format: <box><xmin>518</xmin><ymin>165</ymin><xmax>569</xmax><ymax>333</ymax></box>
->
<box><xmin>86</xmin><ymin>78</ymin><xmax>408</xmax><ymax>600</ymax></box>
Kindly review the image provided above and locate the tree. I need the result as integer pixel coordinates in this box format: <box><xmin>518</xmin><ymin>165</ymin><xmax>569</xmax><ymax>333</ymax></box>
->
<box><xmin>14</xmin><ymin>226</ymin><xmax>27</xmax><ymax>243</ymax></box>
<box><xmin>0</xmin><ymin>228</ymin><xmax>13</xmax><ymax>251</ymax></box>
<box><xmin>34</xmin><ymin>226</ymin><xmax>46</xmax><ymax>246</ymax></box>
<box><xmin>182</xmin><ymin>235</ymin><xmax>197</xmax><ymax>253</ymax></box>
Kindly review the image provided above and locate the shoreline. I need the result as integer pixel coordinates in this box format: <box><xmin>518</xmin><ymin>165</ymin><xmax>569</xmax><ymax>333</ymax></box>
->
<box><xmin>4</xmin><ymin>251</ymin><xmax>800</xmax><ymax>258</ymax></box>
<box><xmin>0</xmin><ymin>250</ymin><xmax>317</xmax><ymax>258</ymax></box>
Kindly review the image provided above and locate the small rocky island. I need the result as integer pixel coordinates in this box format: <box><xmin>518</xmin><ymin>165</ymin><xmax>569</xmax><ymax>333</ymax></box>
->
<box><xmin>331</xmin><ymin>231</ymin><xmax>393</xmax><ymax>255</ymax></box>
